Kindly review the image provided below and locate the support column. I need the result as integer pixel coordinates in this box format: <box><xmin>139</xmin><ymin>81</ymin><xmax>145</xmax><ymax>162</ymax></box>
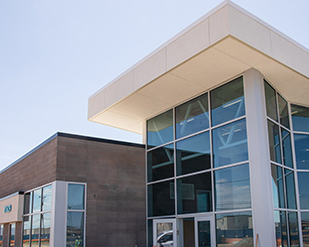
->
<box><xmin>243</xmin><ymin>69</ymin><xmax>276</xmax><ymax>247</ymax></box>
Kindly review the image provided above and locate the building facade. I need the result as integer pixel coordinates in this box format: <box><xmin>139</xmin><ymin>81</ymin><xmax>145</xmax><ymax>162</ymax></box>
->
<box><xmin>88</xmin><ymin>1</ymin><xmax>309</xmax><ymax>247</ymax></box>
<box><xmin>0</xmin><ymin>133</ymin><xmax>146</xmax><ymax>247</ymax></box>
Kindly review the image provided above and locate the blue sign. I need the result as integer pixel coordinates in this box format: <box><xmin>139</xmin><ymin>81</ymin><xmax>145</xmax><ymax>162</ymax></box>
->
<box><xmin>4</xmin><ymin>204</ymin><xmax>12</xmax><ymax>213</ymax></box>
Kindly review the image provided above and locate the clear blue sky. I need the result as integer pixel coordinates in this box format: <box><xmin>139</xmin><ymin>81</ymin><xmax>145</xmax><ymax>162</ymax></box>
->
<box><xmin>0</xmin><ymin>0</ymin><xmax>308</xmax><ymax>171</ymax></box>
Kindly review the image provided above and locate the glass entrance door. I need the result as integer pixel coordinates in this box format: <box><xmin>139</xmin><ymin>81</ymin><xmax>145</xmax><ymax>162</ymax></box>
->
<box><xmin>195</xmin><ymin>216</ymin><xmax>215</xmax><ymax>247</ymax></box>
<box><xmin>153</xmin><ymin>219</ymin><xmax>177</xmax><ymax>247</ymax></box>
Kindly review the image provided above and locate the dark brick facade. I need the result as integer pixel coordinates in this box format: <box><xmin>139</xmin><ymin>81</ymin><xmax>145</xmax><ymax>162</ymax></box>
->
<box><xmin>0</xmin><ymin>133</ymin><xmax>146</xmax><ymax>247</ymax></box>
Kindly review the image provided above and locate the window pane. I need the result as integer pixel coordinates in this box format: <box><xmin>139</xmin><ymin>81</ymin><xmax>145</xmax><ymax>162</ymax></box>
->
<box><xmin>211</xmin><ymin>77</ymin><xmax>245</xmax><ymax>126</ymax></box>
<box><xmin>278</xmin><ymin>94</ymin><xmax>289</xmax><ymax>129</ymax></box>
<box><xmin>42</xmin><ymin>185</ymin><xmax>52</xmax><ymax>212</ymax></box>
<box><xmin>212</xmin><ymin>119</ymin><xmax>248</xmax><ymax>168</ymax></box>
<box><xmin>285</xmin><ymin>169</ymin><xmax>296</xmax><ymax>209</ymax></box>
<box><xmin>148</xmin><ymin>181</ymin><xmax>175</xmax><ymax>217</ymax></box>
<box><xmin>23</xmin><ymin>216</ymin><xmax>31</xmax><ymax>247</ymax></box>
<box><xmin>294</xmin><ymin>134</ymin><xmax>309</xmax><ymax>169</ymax></box>
<box><xmin>177</xmin><ymin>172</ymin><xmax>212</xmax><ymax>214</ymax></box>
<box><xmin>176</xmin><ymin>93</ymin><xmax>209</xmax><ymax>139</ymax></box>
<box><xmin>33</xmin><ymin>189</ymin><xmax>42</xmax><ymax>213</ymax></box>
<box><xmin>301</xmin><ymin>212</ymin><xmax>309</xmax><ymax>247</ymax></box>
<box><xmin>267</xmin><ymin>121</ymin><xmax>282</xmax><ymax>164</ymax></box>
<box><xmin>31</xmin><ymin>214</ymin><xmax>40</xmax><ymax>247</ymax></box>
<box><xmin>216</xmin><ymin>212</ymin><xmax>253</xmax><ymax>247</ymax></box>
<box><xmin>147</xmin><ymin>144</ymin><xmax>174</xmax><ymax>182</ymax></box>
<box><xmin>10</xmin><ymin>223</ymin><xmax>15</xmax><ymax>247</ymax></box>
<box><xmin>0</xmin><ymin>224</ymin><xmax>3</xmax><ymax>247</ymax></box>
<box><xmin>291</xmin><ymin>104</ymin><xmax>309</xmax><ymax>132</ymax></box>
<box><xmin>68</xmin><ymin>184</ymin><xmax>85</xmax><ymax>210</ymax></box>
<box><xmin>176</xmin><ymin>132</ymin><xmax>210</xmax><ymax>176</ymax></box>
<box><xmin>281</xmin><ymin>129</ymin><xmax>293</xmax><ymax>168</ymax></box>
<box><xmin>271</xmin><ymin>165</ymin><xmax>285</xmax><ymax>208</ymax></box>
<box><xmin>23</xmin><ymin>192</ymin><xmax>32</xmax><ymax>215</ymax></box>
<box><xmin>41</xmin><ymin>213</ymin><xmax>51</xmax><ymax>247</ymax></box>
<box><xmin>67</xmin><ymin>212</ymin><xmax>84</xmax><ymax>247</ymax></box>
<box><xmin>147</xmin><ymin>110</ymin><xmax>173</xmax><ymax>149</ymax></box>
<box><xmin>215</xmin><ymin>164</ymin><xmax>251</xmax><ymax>211</ymax></box>
<box><xmin>288</xmin><ymin>212</ymin><xmax>300</xmax><ymax>247</ymax></box>
<box><xmin>274</xmin><ymin>211</ymin><xmax>288</xmax><ymax>247</ymax></box>
<box><xmin>264</xmin><ymin>81</ymin><xmax>278</xmax><ymax>121</ymax></box>
<box><xmin>148</xmin><ymin>220</ymin><xmax>153</xmax><ymax>247</ymax></box>
<box><xmin>298</xmin><ymin>172</ymin><xmax>309</xmax><ymax>209</ymax></box>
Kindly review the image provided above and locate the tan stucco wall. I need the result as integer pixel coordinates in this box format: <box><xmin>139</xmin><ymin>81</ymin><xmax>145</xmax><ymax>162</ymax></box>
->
<box><xmin>0</xmin><ymin>194</ymin><xmax>23</xmax><ymax>224</ymax></box>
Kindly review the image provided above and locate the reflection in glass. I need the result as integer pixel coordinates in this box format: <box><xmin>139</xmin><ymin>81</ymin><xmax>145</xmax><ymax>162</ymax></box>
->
<box><xmin>298</xmin><ymin>172</ymin><xmax>309</xmax><ymax>209</ymax></box>
<box><xmin>301</xmin><ymin>212</ymin><xmax>309</xmax><ymax>247</ymax></box>
<box><xmin>148</xmin><ymin>220</ymin><xmax>153</xmax><ymax>247</ymax></box>
<box><xmin>23</xmin><ymin>216</ymin><xmax>31</xmax><ymax>247</ymax></box>
<box><xmin>294</xmin><ymin>134</ymin><xmax>309</xmax><ymax>169</ymax></box>
<box><xmin>278</xmin><ymin>94</ymin><xmax>289</xmax><ymax>129</ymax></box>
<box><xmin>0</xmin><ymin>224</ymin><xmax>3</xmax><ymax>247</ymax></box>
<box><xmin>212</xmin><ymin>119</ymin><xmax>248</xmax><ymax>168</ymax></box>
<box><xmin>31</xmin><ymin>214</ymin><xmax>40</xmax><ymax>247</ymax></box>
<box><xmin>216</xmin><ymin>212</ymin><xmax>253</xmax><ymax>247</ymax></box>
<box><xmin>288</xmin><ymin>212</ymin><xmax>300</xmax><ymax>247</ymax></box>
<box><xmin>41</xmin><ymin>213</ymin><xmax>51</xmax><ymax>247</ymax></box>
<box><xmin>264</xmin><ymin>81</ymin><xmax>278</xmax><ymax>121</ymax></box>
<box><xmin>274</xmin><ymin>211</ymin><xmax>288</xmax><ymax>247</ymax></box>
<box><xmin>10</xmin><ymin>223</ymin><xmax>15</xmax><ymax>247</ymax></box>
<box><xmin>24</xmin><ymin>192</ymin><xmax>32</xmax><ymax>215</ymax></box>
<box><xmin>67</xmin><ymin>212</ymin><xmax>84</xmax><ymax>247</ymax></box>
<box><xmin>291</xmin><ymin>104</ymin><xmax>309</xmax><ymax>132</ymax></box>
<box><xmin>177</xmin><ymin>172</ymin><xmax>212</xmax><ymax>214</ymax></box>
<box><xmin>281</xmin><ymin>130</ymin><xmax>293</xmax><ymax>168</ymax></box>
<box><xmin>271</xmin><ymin>165</ymin><xmax>285</xmax><ymax>208</ymax></box>
<box><xmin>176</xmin><ymin>133</ymin><xmax>210</xmax><ymax>176</ymax></box>
<box><xmin>68</xmin><ymin>184</ymin><xmax>85</xmax><ymax>210</ymax></box>
<box><xmin>148</xmin><ymin>181</ymin><xmax>175</xmax><ymax>217</ymax></box>
<box><xmin>211</xmin><ymin>77</ymin><xmax>245</xmax><ymax>126</ymax></box>
<box><xmin>42</xmin><ymin>185</ymin><xmax>52</xmax><ymax>212</ymax></box>
<box><xmin>215</xmin><ymin>164</ymin><xmax>251</xmax><ymax>211</ymax></box>
<box><xmin>147</xmin><ymin>110</ymin><xmax>173</xmax><ymax>149</ymax></box>
<box><xmin>268</xmin><ymin>121</ymin><xmax>282</xmax><ymax>164</ymax></box>
<box><xmin>198</xmin><ymin>221</ymin><xmax>210</xmax><ymax>247</ymax></box>
<box><xmin>176</xmin><ymin>93</ymin><xmax>209</xmax><ymax>139</ymax></box>
<box><xmin>156</xmin><ymin>222</ymin><xmax>173</xmax><ymax>247</ymax></box>
<box><xmin>285</xmin><ymin>169</ymin><xmax>296</xmax><ymax>209</ymax></box>
<box><xmin>33</xmin><ymin>189</ymin><xmax>42</xmax><ymax>213</ymax></box>
<box><xmin>147</xmin><ymin>144</ymin><xmax>174</xmax><ymax>182</ymax></box>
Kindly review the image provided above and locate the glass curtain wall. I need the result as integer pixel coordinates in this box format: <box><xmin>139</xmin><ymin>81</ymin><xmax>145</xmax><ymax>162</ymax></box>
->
<box><xmin>264</xmin><ymin>80</ymin><xmax>309</xmax><ymax>247</ymax></box>
<box><xmin>147</xmin><ymin>76</ymin><xmax>253</xmax><ymax>247</ymax></box>
<box><xmin>22</xmin><ymin>184</ymin><xmax>52</xmax><ymax>247</ymax></box>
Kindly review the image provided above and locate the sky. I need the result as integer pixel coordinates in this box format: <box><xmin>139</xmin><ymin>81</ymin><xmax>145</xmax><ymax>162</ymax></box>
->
<box><xmin>0</xmin><ymin>0</ymin><xmax>308</xmax><ymax>171</ymax></box>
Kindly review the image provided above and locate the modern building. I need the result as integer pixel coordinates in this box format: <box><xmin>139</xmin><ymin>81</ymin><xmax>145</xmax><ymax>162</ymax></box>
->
<box><xmin>88</xmin><ymin>1</ymin><xmax>309</xmax><ymax>247</ymax></box>
<box><xmin>0</xmin><ymin>132</ymin><xmax>145</xmax><ymax>247</ymax></box>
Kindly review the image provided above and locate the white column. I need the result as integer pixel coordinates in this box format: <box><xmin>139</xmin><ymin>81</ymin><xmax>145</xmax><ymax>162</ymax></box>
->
<box><xmin>243</xmin><ymin>69</ymin><xmax>276</xmax><ymax>247</ymax></box>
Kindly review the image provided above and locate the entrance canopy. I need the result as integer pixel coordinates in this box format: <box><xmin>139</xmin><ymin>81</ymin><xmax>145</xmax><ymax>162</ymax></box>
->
<box><xmin>88</xmin><ymin>0</ymin><xmax>309</xmax><ymax>134</ymax></box>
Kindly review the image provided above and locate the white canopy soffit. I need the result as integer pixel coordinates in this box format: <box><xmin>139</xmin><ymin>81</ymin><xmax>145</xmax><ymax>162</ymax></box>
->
<box><xmin>88</xmin><ymin>0</ymin><xmax>309</xmax><ymax>134</ymax></box>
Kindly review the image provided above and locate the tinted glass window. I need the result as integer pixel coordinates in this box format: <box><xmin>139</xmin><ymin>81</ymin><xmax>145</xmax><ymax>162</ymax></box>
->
<box><xmin>41</xmin><ymin>213</ymin><xmax>51</xmax><ymax>247</ymax></box>
<box><xmin>215</xmin><ymin>164</ymin><xmax>251</xmax><ymax>211</ymax></box>
<box><xmin>264</xmin><ymin>81</ymin><xmax>278</xmax><ymax>121</ymax></box>
<box><xmin>267</xmin><ymin>120</ymin><xmax>282</xmax><ymax>164</ymax></box>
<box><xmin>281</xmin><ymin>129</ymin><xmax>293</xmax><ymax>168</ymax></box>
<box><xmin>294</xmin><ymin>134</ymin><xmax>309</xmax><ymax>169</ymax></box>
<box><xmin>274</xmin><ymin>211</ymin><xmax>288</xmax><ymax>247</ymax></box>
<box><xmin>0</xmin><ymin>224</ymin><xmax>3</xmax><ymax>247</ymax></box>
<box><xmin>67</xmin><ymin>212</ymin><xmax>84</xmax><ymax>247</ymax></box>
<box><xmin>177</xmin><ymin>172</ymin><xmax>212</xmax><ymax>214</ymax></box>
<box><xmin>216</xmin><ymin>212</ymin><xmax>253</xmax><ymax>247</ymax></box>
<box><xmin>23</xmin><ymin>216</ymin><xmax>31</xmax><ymax>247</ymax></box>
<box><xmin>211</xmin><ymin>77</ymin><xmax>245</xmax><ymax>126</ymax></box>
<box><xmin>176</xmin><ymin>93</ymin><xmax>209</xmax><ymax>139</ymax></box>
<box><xmin>291</xmin><ymin>104</ymin><xmax>309</xmax><ymax>132</ymax></box>
<box><xmin>148</xmin><ymin>180</ymin><xmax>175</xmax><ymax>217</ymax></box>
<box><xmin>288</xmin><ymin>212</ymin><xmax>300</xmax><ymax>247</ymax></box>
<box><xmin>147</xmin><ymin>144</ymin><xmax>174</xmax><ymax>182</ymax></box>
<box><xmin>9</xmin><ymin>223</ymin><xmax>15</xmax><ymax>247</ymax></box>
<box><xmin>23</xmin><ymin>192</ymin><xmax>32</xmax><ymax>215</ymax></box>
<box><xmin>212</xmin><ymin>119</ymin><xmax>248</xmax><ymax>168</ymax></box>
<box><xmin>42</xmin><ymin>185</ymin><xmax>52</xmax><ymax>212</ymax></box>
<box><xmin>32</xmin><ymin>189</ymin><xmax>41</xmax><ymax>213</ymax></box>
<box><xmin>31</xmin><ymin>214</ymin><xmax>40</xmax><ymax>247</ymax></box>
<box><xmin>285</xmin><ymin>169</ymin><xmax>296</xmax><ymax>209</ymax></box>
<box><xmin>176</xmin><ymin>132</ymin><xmax>210</xmax><ymax>176</ymax></box>
<box><xmin>301</xmin><ymin>212</ymin><xmax>309</xmax><ymax>247</ymax></box>
<box><xmin>298</xmin><ymin>172</ymin><xmax>309</xmax><ymax>209</ymax></box>
<box><xmin>278</xmin><ymin>94</ymin><xmax>289</xmax><ymax>129</ymax></box>
<box><xmin>147</xmin><ymin>110</ymin><xmax>173</xmax><ymax>149</ymax></box>
<box><xmin>68</xmin><ymin>184</ymin><xmax>85</xmax><ymax>210</ymax></box>
<box><xmin>271</xmin><ymin>165</ymin><xmax>285</xmax><ymax>208</ymax></box>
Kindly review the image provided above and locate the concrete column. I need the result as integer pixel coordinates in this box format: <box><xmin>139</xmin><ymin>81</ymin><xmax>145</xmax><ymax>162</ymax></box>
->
<box><xmin>15</xmin><ymin>222</ymin><xmax>22</xmax><ymax>247</ymax></box>
<box><xmin>243</xmin><ymin>69</ymin><xmax>276</xmax><ymax>247</ymax></box>
<box><xmin>3</xmin><ymin>223</ymin><xmax>9</xmax><ymax>247</ymax></box>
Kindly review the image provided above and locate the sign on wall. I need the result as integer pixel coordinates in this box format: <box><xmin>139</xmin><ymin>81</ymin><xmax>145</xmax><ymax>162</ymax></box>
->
<box><xmin>4</xmin><ymin>204</ymin><xmax>12</xmax><ymax>213</ymax></box>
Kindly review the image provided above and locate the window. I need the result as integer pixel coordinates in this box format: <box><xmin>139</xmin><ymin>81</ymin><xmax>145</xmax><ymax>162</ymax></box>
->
<box><xmin>264</xmin><ymin>81</ymin><xmax>278</xmax><ymax>121</ymax></box>
<box><xmin>0</xmin><ymin>224</ymin><xmax>3</xmax><ymax>247</ymax></box>
<box><xmin>291</xmin><ymin>104</ymin><xmax>309</xmax><ymax>132</ymax></box>
<box><xmin>67</xmin><ymin>183</ymin><xmax>85</xmax><ymax>247</ymax></box>
<box><xmin>294</xmin><ymin>134</ymin><xmax>309</xmax><ymax>169</ymax></box>
<box><xmin>10</xmin><ymin>223</ymin><xmax>15</xmax><ymax>247</ymax></box>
